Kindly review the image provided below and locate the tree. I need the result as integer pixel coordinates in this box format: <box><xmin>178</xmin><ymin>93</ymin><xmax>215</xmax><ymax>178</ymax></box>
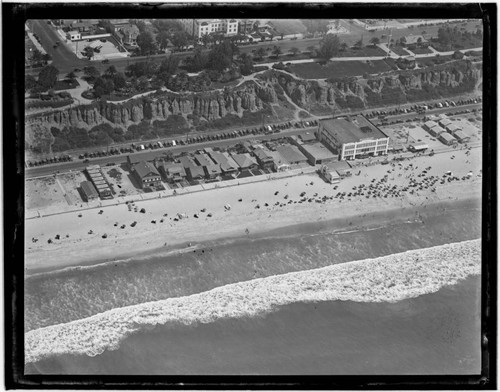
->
<box><xmin>65</xmin><ymin>71</ymin><xmax>77</xmax><ymax>81</ymax></box>
<box><xmin>207</xmin><ymin>41</ymin><xmax>236</xmax><ymax>71</ymax></box>
<box><xmin>159</xmin><ymin>55</ymin><xmax>179</xmax><ymax>75</ymax></box>
<box><xmin>38</xmin><ymin>65</ymin><xmax>59</xmax><ymax>89</ymax></box>
<box><xmin>137</xmin><ymin>76</ymin><xmax>151</xmax><ymax>91</ymax></box>
<box><xmin>340</xmin><ymin>42</ymin><xmax>348</xmax><ymax>52</ymax></box>
<box><xmin>171</xmin><ymin>31</ymin><xmax>189</xmax><ymax>50</ymax></box>
<box><xmin>98</xmin><ymin>20</ymin><xmax>115</xmax><ymax>34</ymax></box>
<box><xmin>318</xmin><ymin>34</ymin><xmax>340</xmax><ymax>59</ymax></box>
<box><xmin>137</xmin><ymin>31</ymin><xmax>157</xmax><ymax>55</ymax></box>
<box><xmin>133</xmin><ymin>20</ymin><xmax>147</xmax><ymax>32</ymax></box>
<box><xmin>113</xmin><ymin>72</ymin><xmax>127</xmax><ymax>89</ymax></box>
<box><xmin>354</xmin><ymin>38</ymin><xmax>363</xmax><ymax>49</ymax></box>
<box><xmin>82</xmin><ymin>46</ymin><xmax>95</xmax><ymax>60</ymax></box>
<box><xmin>370</xmin><ymin>37</ymin><xmax>380</xmax><ymax>47</ymax></box>
<box><xmin>256</xmin><ymin>47</ymin><xmax>267</xmax><ymax>60</ymax></box>
<box><xmin>83</xmin><ymin>66</ymin><xmax>100</xmax><ymax>81</ymax></box>
<box><xmin>25</xmin><ymin>74</ymin><xmax>37</xmax><ymax>91</ymax></box>
<box><xmin>238</xmin><ymin>53</ymin><xmax>254</xmax><ymax>75</ymax></box>
<box><xmin>272</xmin><ymin>46</ymin><xmax>282</xmax><ymax>58</ymax></box>
<box><xmin>289</xmin><ymin>47</ymin><xmax>300</xmax><ymax>56</ymax></box>
<box><xmin>104</xmin><ymin>65</ymin><xmax>118</xmax><ymax>78</ymax></box>
<box><xmin>31</xmin><ymin>48</ymin><xmax>45</xmax><ymax>66</ymax></box>
<box><xmin>156</xmin><ymin>30</ymin><xmax>171</xmax><ymax>51</ymax></box>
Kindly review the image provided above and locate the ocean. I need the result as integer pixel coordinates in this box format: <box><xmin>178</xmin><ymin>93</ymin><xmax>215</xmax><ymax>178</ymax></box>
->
<box><xmin>24</xmin><ymin>198</ymin><xmax>482</xmax><ymax>374</ymax></box>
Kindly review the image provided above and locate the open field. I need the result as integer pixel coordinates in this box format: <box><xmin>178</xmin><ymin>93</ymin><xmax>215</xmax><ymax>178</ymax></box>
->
<box><xmin>57</xmin><ymin>171</ymin><xmax>89</xmax><ymax>206</ymax></box>
<box><xmin>410</xmin><ymin>47</ymin><xmax>434</xmax><ymax>55</ymax></box>
<box><xmin>290</xmin><ymin>59</ymin><xmax>392</xmax><ymax>79</ymax></box>
<box><xmin>268</xmin><ymin>20</ymin><xmax>307</xmax><ymax>36</ymax></box>
<box><xmin>26</xmin><ymin>177</ymin><xmax>67</xmax><ymax>210</ymax></box>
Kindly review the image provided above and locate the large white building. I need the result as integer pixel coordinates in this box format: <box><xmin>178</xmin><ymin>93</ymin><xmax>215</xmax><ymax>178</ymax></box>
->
<box><xmin>180</xmin><ymin>19</ymin><xmax>239</xmax><ymax>39</ymax></box>
<box><xmin>317</xmin><ymin>116</ymin><xmax>389</xmax><ymax>161</ymax></box>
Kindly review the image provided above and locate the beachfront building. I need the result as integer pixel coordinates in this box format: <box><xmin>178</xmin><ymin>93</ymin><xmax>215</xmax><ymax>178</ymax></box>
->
<box><xmin>186</xmin><ymin>164</ymin><xmax>205</xmax><ymax>181</ymax></box>
<box><xmin>453</xmin><ymin>130</ymin><xmax>470</xmax><ymax>144</ymax></box>
<box><xmin>445</xmin><ymin>123</ymin><xmax>462</xmax><ymax>135</ymax></box>
<box><xmin>319</xmin><ymin>166</ymin><xmax>341</xmax><ymax>184</ymax></box>
<box><xmin>180</xmin><ymin>19</ymin><xmax>239</xmax><ymax>39</ymax></box>
<box><xmin>325</xmin><ymin>160</ymin><xmax>353</xmax><ymax>177</ymax></box>
<box><xmin>423</xmin><ymin>120</ymin><xmax>439</xmax><ymax>132</ymax></box>
<box><xmin>438</xmin><ymin>118</ymin><xmax>453</xmax><ymax>128</ymax></box>
<box><xmin>253</xmin><ymin>147</ymin><xmax>275</xmax><ymax>170</ymax></box>
<box><xmin>194</xmin><ymin>152</ymin><xmax>216</xmax><ymax>167</ymax></box>
<box><xmin>292</xmin><ymin>141</ymin><xmax>336</xmax><ymax>166</ymax></box>
<box><xmin>276</xmin><ymin>145</ymin><xmax>308</xmax><ymax>167</ymax></box>
<box><xmin>267</xmin><ymin>150</ymin><xmax>290</xmax><ymax>172</ymax></box>
<box><xmin>208</xmin><ymin>151</ymin><xmax>239</xmax><ymax>175</ymax></box>
<box><xmin>80</xmin><ymin>180</ymin><xmax>99</xmax><ymax>202</ymax></box>
<box><xmin>204</xmin><ymin>164</ymin><xmax>222</xmax><ymax>179</ymax></box>
<box><xmin>408</xmin><ymin>141</ymin><xmax>429</xmax><ymax>153</ymax></box>
<box><xmin>156</xmin><ymin>161</ymin><xmax>186</xmax><ymax>183</ymax></box>
<box><xmin>86</xmin><ymin>165</ymin><xmax>113</xmax><ymax>199</ymax></box>
<box><xmin>231</xmin><ymin>153</ymin><xmax>259</xmax><ymax>170</ymax></box>
<box><xmin>439</xmin><ymin>132</ymin><xmax>458</xmax><ymax>146</ymax></box>
<box><xmin>317</xmin><ymin>116</ymin><xmax>389</xmax><ymax>161</ymax></box>
<box><xmin>132</xmin><ymin>161</ymin><xmax>162</xmax><ymax>189</ymax></box>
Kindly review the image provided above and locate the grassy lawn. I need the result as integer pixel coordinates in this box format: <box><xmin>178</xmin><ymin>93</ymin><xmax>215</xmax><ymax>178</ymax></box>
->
<box><xmin>390</xmin><ymin>46</ymin><xmax>411</xmax><ymax>56</ymax></box>
<box><xmin>268</xmin><ymin>20</ymin><xmax>307</xmax><ymax>36</ymax></box>
<box><xmin>54</xmin><ymin>79</ymin><xmax>80</xmax><ymax>91</ymax></box>
<box><xmin>290</xmin><ymin>59</ymin><xmax>392</xmax><ymax>79</ymax></box>
<box><xmin>416</xmin><ymin>55</ymin><xmax>453</xmax><ymax>67</ymax></box>
<box><xmin>338</xmin><ymin>45</ymin><xmax>387</xmax><ymax>57</ymax></box>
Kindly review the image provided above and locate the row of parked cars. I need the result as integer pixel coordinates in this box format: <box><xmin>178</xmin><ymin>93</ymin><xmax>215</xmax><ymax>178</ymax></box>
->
<box><xmin>27</xmin><ymin>155</ymin><xmax>73</xmax><ymax>167</ymax></box>
<box><xmin>74</xmin><ymin>119</ymin><xmax>319</xmax><ymax>158</ymax></box>
<box><xmin>364</xmin><ymin>96</ymin><xmax>482</xmax><ymax>120</ymax></box>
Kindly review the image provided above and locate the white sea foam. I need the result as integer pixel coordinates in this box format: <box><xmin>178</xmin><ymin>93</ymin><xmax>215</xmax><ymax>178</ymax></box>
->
<box><xmin>25</xmin><ymin>239</ymin><xmax>481</xmax><ymax>364</ymax></box>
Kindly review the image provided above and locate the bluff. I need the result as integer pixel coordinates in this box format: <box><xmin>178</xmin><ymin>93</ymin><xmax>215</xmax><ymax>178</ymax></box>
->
<box><xmin>26</xmin><ymin>60</ymin><xmax>481</xmax><ymax>153</ymax></box>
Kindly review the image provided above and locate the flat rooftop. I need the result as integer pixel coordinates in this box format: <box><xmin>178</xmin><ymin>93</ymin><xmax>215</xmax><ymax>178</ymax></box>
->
<box><xmin>300</xmin><ymin>142</ymin><xmax>336</xmax><ymax>161</ymax></box>
<box><xmin>320</xmin><ymin>116</ymin><xmax>387</xmax><ymax>144</ymax></box>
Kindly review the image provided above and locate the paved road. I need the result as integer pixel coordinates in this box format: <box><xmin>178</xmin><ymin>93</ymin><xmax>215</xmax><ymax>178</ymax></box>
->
<box><xmin>25</xmin><ymin>127</ymin><xmax>316</xmax><ymax>179</ymax></box>
<box><xmin>370</xmin><ymin>103</ymin><xmax>482</xmax><ymax>125</ymax></box>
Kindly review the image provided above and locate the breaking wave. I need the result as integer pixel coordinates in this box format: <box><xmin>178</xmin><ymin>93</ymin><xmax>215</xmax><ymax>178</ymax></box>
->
<box><xmin>25</xmin><ymin>239</ymin><xmax>481</xmax><ymax>364</ymax></box>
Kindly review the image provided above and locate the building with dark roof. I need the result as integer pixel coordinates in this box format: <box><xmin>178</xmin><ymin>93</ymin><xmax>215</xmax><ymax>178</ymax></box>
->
<box><xmin>299</xmin><ymin>133</ymin><xmax>317</xmax><ymax>143</ymax></box>
<box><xmin>267</xmin><ymin>150</ymin><xmax>290</xmax><ymax>172</ymax></box>
<box><xmin>253</xmin><ymin>147</ymin><xmax>275</xmax><ymax>169</ymax></box>
<box><xmin>132</xmin><ymin>161</ymin><xmax>162</xmax><ymax>188</ymax></box>
<box><xmin>156</xmin><ymin>161</ymin><xmax>186</xmax><ymax>183</ymax></box>
<box><xmin>317</xmin><ymin>116</ymin><xmax>389</xmax><ymax>161</ymax></box>
<box><xmin>439</xmin><ymin>132</ymin><xmax>458</xmax><ymax>146</ymax></box>
<box><xmin>452</xmin><ymin>130</ymin><xmax>470</xmax><ymax>143</ymax></box>
<box><xmin>186</xmin><ymin>164</ymin><xmax>205</xmax><ymax>181</ymax></box>
<box><xmin>231</xmin><ymin>153</ymin><xmax>259</xmax><ymax>170</ymax></box>
<box><xmin>194</xmin><ymin>153</ymin><xmax>216</xmax><ymax>167</ymax></box>
<box><xmin>208</xmin><ymin>151</ymin><xmax>238</xmax><ymax>174</ymax></box>
<box><xmin>276</xmin><ymin>145</ymin><xmax>308</xmax><ymax>166</ymax></box>
<box><xmin>204</xmin><ymin>164</ymin><xmax>222</xmax><ymax>179</ymax></box>
<box><xmin>80</xmin><ymin>181</ymin><xmax>99</xmax><ymax>202</ymax></box>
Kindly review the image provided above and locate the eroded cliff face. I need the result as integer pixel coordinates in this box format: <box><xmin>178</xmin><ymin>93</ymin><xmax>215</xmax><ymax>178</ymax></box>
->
<box><xmin>26</xmin><ymin>60</ymin><xmax>481</xmax><ymax>152</ymax></box>
<box><xmin>259</xmin><ymin>60</ymin><xmax>482</xmax><ymax>113</ymax></box>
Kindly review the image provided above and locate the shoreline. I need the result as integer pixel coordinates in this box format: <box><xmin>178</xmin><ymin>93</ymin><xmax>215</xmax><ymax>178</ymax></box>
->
<box><xmin>25</xmin><ymin>148</ymin><xmax>482</xmax><ymax>274</ymax></box>
<box><xmin>25</xmin><ymin>239</ymin><xmax>481</xmax><ymax>365</ymax></box>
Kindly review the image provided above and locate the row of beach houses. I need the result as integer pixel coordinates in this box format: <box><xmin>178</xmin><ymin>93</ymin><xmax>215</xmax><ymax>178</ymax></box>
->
<box><xmin>422</xmin><ymin>114</ymin><xmax>471</xmax><ymax>145</ymax></box>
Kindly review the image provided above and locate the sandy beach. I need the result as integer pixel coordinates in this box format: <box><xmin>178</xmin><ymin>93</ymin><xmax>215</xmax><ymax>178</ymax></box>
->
<box><xmin>25</xmin><ymin>147</ymin><xmax>482</xmax><ymax>273</ymax></box>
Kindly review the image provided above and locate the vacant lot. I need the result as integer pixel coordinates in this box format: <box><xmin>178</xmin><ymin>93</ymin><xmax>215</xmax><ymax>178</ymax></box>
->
<box><xmin>26</xmin><ymin>176</ymin><xmax>66</xmax><ymax>210</ymax></box>
<box><xmin>290</xmin><ymin>60</ymin><xmax>392</xmax><ymax>79</ymax></box>
<box><xmin>410</xmin><ymin>46</ymin><xmax>434</xmax><ymax>55</ymax></box>
<box><xmin>416</xmin><ymin>55</ymin><xmax>454</xmax><ymax>67</ymax></box>
<box><xmin>389</xmin><ymin>46</ymin><xmax>411</xmax><ymax>57</ymax></box>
